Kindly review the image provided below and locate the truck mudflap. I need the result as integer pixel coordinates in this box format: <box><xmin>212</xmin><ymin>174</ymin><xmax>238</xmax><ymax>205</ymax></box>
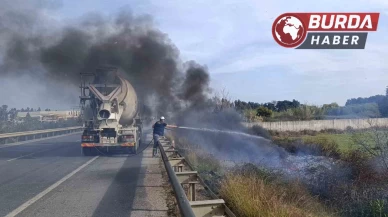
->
<box><xmin>81</xmin><ymin>142</ymin><xmax>136</xmax><ymax>147</ymax></box>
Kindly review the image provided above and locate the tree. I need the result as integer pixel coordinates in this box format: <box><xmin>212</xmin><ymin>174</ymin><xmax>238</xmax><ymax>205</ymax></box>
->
<box><xmin>292</xmin><ymin>105</ymin><xmax>325</xmax><ymax>120</ymax></box>
<box><xmin>0</xmin><ymin>105</ymin><xmax>8</xmax><ymax>121</ymax></box>
<box><xmin>345</xmin><ymin>95</ymin><xmax>385</xmax><ymax>106</ymax></box>
<box><xmin>326</xmin><ymin>103</ymin><xmax>381</xmax><ymax>118</ymax></box>
<box><xmin>276</xmin><ymin>100</ymin><xmax>300</xmax><ymax>112</ymax></box>
<box><xmin>263</xmin><ymin>102</ymin><xmax>276</xmax><ymax>111</ymax></box>
<box><xmin>37</xmin><ymin>107</ymin><xmax>41</xmax><ymax>112</ymax></box>
<box><xmin>322</xmin><ymin>103</ymin><xmax>339</xmax><ymax>110</ymax></box>
<box><xmin>8</xmin><ymin>108</ymin><xmax>17</xmax><ymax>121</ymax></box>
<box><xmin>256</xmin><ymin>106</ymin><xmax>273</xmax><ymax>117</ymax></box>
<box><xmin>378</xmin><ymin>98</ymin><xmax>388</xmax><ymax>117</ymax></box>
<box><xmin>234</xmin><ymin>100</ymin><xmax>262</xmax><ymax>111</ymax></box>
<box><xmin>25</xmin><ymin>112</ymin><xmax>32</xmax><ymax>121</ymax></box>
<box><xmin>213</xmin><ymin>89</ymin><xmax>233</xmax><ymax>112</ymax></box>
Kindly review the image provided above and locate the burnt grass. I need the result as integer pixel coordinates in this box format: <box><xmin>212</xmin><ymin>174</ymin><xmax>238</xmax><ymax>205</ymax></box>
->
<box><xmin>174</xmin><ymin>127</ymin><xmax>388</xmax><ymax>217</ymax></box>
<box><xmin>272</xmin><ymin>129</ymin><xmax>388</xmax><ymax>216</ymax></box>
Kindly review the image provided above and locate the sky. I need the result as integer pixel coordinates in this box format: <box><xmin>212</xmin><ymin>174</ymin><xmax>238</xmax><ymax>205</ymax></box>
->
<box><xmin>2</xmin><ymin>0</ymin><xmax>388</xmax><ymax>108</ymax></box>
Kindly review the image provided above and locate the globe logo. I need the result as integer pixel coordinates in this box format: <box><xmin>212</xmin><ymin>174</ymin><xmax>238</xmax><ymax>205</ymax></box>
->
<box><xmin>272</xmin><ymin>14</ymin><xmax>307</xmax><ymax>48</ymax></box>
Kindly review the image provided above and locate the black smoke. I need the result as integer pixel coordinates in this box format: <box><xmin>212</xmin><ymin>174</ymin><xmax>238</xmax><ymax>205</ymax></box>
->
<box><xmin>0</xmin><ymin>1</ymin><xmax>279</xmax><ymax>168</ymax></box>
<box><xmin>0</xmin><ymin>1</ymin><xmax>210</xmax><ymax>114</ymax></box>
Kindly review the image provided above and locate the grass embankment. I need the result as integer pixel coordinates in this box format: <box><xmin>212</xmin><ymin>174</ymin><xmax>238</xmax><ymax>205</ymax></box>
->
<box><xmin>271</xmin><ymin>129</ymin><xmax>388</xmax><ymax>216</ymax></box>
<box><xmin>171</xmin><ymin>135</ymin><xmax>335</xmax><ymax>217</ymax></box>
<box><xmin>220</xmin><ymin>168</ymin><xmax>332</xmax><ymax>217</ymax></box>
<box><xmin>170</xmin><ymin>128</ymin><xmax>388</xmax><ymax>217</ymax></box>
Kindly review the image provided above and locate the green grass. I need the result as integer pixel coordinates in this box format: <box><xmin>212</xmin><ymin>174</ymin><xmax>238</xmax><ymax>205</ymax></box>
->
<box><xmin>300</xmin><ymin>133</ymin><xmax>355</xmax><ymax>153</ymax></box>
<box><xmin>274</xmin><ymin>131</ymin><xmax>376</xmax><ymax>154</ymax></box>
<box><xmin>299</xmin><ymin>131</ymin><xmax>385</xmax><ymax>154</ymax></box>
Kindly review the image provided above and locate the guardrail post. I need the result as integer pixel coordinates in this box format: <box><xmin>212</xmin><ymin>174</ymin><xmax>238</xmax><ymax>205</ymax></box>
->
<box><xmin>190</xmin><ymin>199</ymin><xmax>226</xmax><ymax>216</ymax></box>
<box><xmin>172</xmin><ymin>164</ymin><xmax>184</xmax><ymax>172</ymax></box>
<box><xmin>188</xmin><ymin>181</ymin><xmax>198</xmax><ymax>201</ymax></box>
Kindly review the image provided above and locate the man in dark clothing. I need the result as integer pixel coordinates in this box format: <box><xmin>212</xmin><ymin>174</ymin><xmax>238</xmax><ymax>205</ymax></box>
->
<box><xmin>152</xmin><ymin>116</ymin><xmax>176</xmax><ymax>157</ymax></box>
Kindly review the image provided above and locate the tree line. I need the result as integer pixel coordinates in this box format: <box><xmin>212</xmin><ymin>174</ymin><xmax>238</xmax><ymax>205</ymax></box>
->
<box><xmin>233</xmin><ymin>86</ymin><xmax>388</xmax><ymax>122</ymax></box>
<box><xmin>0</xmin><ymin>105</ymin><xmax>54</xmax><ymax>122</ymax></box>
<box><xmin>234</xmin><ymin>99</ymin><xmax>301</xmax><ymax>112</ymax></box>
<box><xmin>345</xmin><ymin>87</ymin><xmax>388</xmax><ymax>117</ymax></box>
<box><xmin>0</xmin><ymin>105</ymin><xmax>79</xmax><ymax>133</ymax></box>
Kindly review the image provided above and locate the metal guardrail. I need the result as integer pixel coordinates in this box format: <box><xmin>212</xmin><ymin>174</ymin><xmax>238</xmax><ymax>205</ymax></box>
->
<box><xmin>159</xmin><ymin>137</ymin><xmax>236</xmax><ymax>217</ymax></box>
<box><xmin>0</xmin><ymin>127</ymin><xmax>83</xmax><ymax>144</ymax></box>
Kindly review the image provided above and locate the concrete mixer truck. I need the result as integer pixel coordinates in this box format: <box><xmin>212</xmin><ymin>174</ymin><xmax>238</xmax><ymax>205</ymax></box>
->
<box><xmin>79</xmin><ymin>66</ymin><xmax>143</xmax><ymax>156</ymax></box>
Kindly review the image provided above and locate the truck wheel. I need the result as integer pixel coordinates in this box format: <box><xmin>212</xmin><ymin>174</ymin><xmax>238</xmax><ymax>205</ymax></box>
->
<box><xmin>82</xmin><ymin>147</ymin><xmax>90</xmax><ymax>156</ymax></box>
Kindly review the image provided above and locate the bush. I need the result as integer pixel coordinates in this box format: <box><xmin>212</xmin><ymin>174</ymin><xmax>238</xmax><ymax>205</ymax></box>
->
<box><xmin>249</xmin><ymin>125</ymin><xmax>271</xmax><ymax>140</ymax></box>
<box><xmin>244</xmin><ymin>109</ymin><xmax>263</xmax><ymax>122</ymax></box>
<box><xmin>256</xmin><ymin>106</ymin><xmax>273</xmax><ymax>118</ymax></box>
<box><xmin>303</xmin><ymin>137</ymin><xmax>341</xmax><ymax>158</ymax></box>
<box><xmin>341</xmin><ymin>149</ymin><xmax>376</xmax><ymax>181</ymax></box>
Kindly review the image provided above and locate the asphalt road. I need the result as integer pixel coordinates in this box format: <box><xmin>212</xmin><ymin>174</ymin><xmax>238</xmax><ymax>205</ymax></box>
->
<box><xmin>0</xmin><ymin>132</ymin><xmax>169</xmax><ymax>217</ymax></box>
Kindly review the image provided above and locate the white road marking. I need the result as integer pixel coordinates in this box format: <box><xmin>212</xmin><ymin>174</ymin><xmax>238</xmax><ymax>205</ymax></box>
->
<box><xmin>7</xmin><ymin>148</ymin><xmax>56</xmax><ymax>162</ymax></box>
<box><xmin>4</xmin><ymin>156</ymin><xmax>99</xmax><ymax>217</ymax></box>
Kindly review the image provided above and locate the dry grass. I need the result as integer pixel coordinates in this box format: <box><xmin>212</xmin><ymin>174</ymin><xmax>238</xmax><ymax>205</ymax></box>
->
<box><xmin>169</xmin><ymin>132</ymin><xmax>388</xmax><ymax>217</ymax></box>
<box><xmin>219</xmin><ymin>172</ymin><xmax>333</xmax><ymax>217</ymax></box>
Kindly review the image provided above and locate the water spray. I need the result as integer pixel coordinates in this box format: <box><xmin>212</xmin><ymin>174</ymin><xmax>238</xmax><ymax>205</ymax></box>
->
<box><xmin>169</xmin><ymin>126</ymin><xmax>269</xmax><ymax>141</ymax></box>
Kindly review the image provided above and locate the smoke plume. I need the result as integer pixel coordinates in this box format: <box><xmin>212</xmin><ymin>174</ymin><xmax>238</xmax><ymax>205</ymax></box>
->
<box><xmin>0</xmin><ymin>0</ymin><xmax>210</xmax><ymax>113</ymax></box>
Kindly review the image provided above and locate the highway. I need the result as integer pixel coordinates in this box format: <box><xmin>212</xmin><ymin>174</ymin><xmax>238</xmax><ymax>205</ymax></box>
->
<box><xmin>0</xmin><ymin>132</ymin><xmax>171</xmax><ymax>217</ymax></box>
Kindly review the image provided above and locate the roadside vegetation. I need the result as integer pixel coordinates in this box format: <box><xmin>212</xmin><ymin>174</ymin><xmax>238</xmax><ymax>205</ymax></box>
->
<box><xmin>171</xmin><ymin>124</ymin><xmax>388</xmax><ymax>217</ymax></box>
<box><xmin>172</xmin><ymin>133</ymin><xmax>336</xmax><ymax>217</ymax></box>
<box><xmin>220</xmin><ymin>168</ymin><xmax>332</xmax><ymax>217</ymax></box>
<box><xmin>168</xmin><ymin>89</ymin><xmax>388</xmax><ymax>216</ymax></box>
<box><xmin>271</xmin><ymin>127</ymin><xmax>388</xmax><ymax>216</ymax></box>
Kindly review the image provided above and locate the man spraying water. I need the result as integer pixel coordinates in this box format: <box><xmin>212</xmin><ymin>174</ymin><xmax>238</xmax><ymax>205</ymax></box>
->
<box><xmin>152</xmin><ymin>116</ymin><xmax>176</xmax><ymax>157</ymax></box>
<box><xmin>151</xmin><ymin>117</ymin><xmax>268</xmax><ymax>157</ymax></box>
